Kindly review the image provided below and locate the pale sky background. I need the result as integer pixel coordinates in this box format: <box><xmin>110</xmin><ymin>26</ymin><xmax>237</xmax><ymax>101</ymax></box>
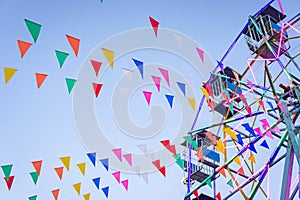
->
<box><xmin>0</xmin><ymin>0</ymin><xmax>299</xmax><ymax>199</ymax></box>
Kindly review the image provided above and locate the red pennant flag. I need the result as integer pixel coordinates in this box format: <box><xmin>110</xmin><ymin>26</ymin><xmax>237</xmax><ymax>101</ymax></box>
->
<box><xmin>167</xmin><ymin>145</ymin><xmax>177</xmax><ymax>155</ymax></box>
<box><xmin>193</xmin><ymin>190</ymin><xmax>200</xmax><ymax>200</ymax></box>
<box><xmin>17</xmin><ymin>40</ymin><xmax>32</xmax><ymax>58</ymax></box>
<box><xmin>52</xmin><ymin>189</ymin><xmax>60</xmax><ymax>200</ymax></box>
<box><xmin>219</xmin><ymin>167</ymin><xmax>227</xmax><ymax>178</ymax></box>
<box><xmin>216</xmin><ymin>192</ymin><xmax>222</xmax><ymax>200</ymax></box>
<box><xmin>35</xmin><ymin>73</ymin><xmax>48</xmax><ymax>89</ymax></box>
<box><xmin>92</xmin><ymin>83</ymin><xmax>103</xmax><ymax>98</ymax></box>
<box><xmin>4</xmin><ymin>176</ymin><xmax>15</xmax><ymax>191</ymax></box>
<box><xmin>54</xmin><ymin>167</ymin><xmax>64</xmax><ymax>180</ymax></box>
<box><xmin>152</xmin><ymin>160</ymin><xmax>161</xmax><ymax>169</ymax></box>
<box><xmin>158</xmin><ymin>166</ymin><xmax>166</xmax><ymax>177</ymax></box>
<box><xmin>32</xmin><ymin>160</ymin><xmax>42</xmax><ymax>176</ymax></box>
<box><xmin>160</xmin><ymin>140</ymin><xmax>170</xmax><ymax>147</ymax></box>
<box><xmin>90</xmin><ymin>60</ymin><xmax>102</xmax><ymax>77</ymax></box>
<box><xmin>66</xmin><ymin>34</ymin><xmax>80</xmax><ymax>56</ymax></box>
<box><xmin>237</xmin><ymin>166</ymin><xmax>245</xmax><ymax>176</ymax></box>
<box><xmin>149</xmin><ymin>16</ymin><xmax>159</xmax><ymax>37</ymax></box>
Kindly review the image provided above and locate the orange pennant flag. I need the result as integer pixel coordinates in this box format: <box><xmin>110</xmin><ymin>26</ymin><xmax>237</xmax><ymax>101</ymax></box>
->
<box><xmin>66</xmin><ymin>35</ymin><xmax>80</xmax><ymax>57</ymax></box>
<box><xmin>248</xmin><ymin>154</ymin><xmax>256</xmax><ymax>164</ymax></box>
<box><xmin>195</xmin><ymin>146</ymin><xmax>204</xmax><ymax>162</ymax></box>
<box><xmin>35</xmin><ymin>73</ymin><xmax>48</xmax><ymax>89</ymax></box>
<box><xmin>17</xmin><ymin>40</ymin><xmax>32</xmax><ymax>58</ymax></box>
<box><xmin>54</xmin><ymin>167</ymin><xmax>64</xmax><ymax>180</ymax></box>
<box><xmin>32</xmin><ymin>160</ymin><xmax>42</xmax><ymax>176</ymax></box>
<box><xmin>52</xmin><ymin>189</ymin><xmax>60</xmax><ymax>200</ymax></box>
<box><xmin>233</xmin><ymin>156</ymin><xmax>241</xmax><ymax>166</ymax></box>
<box><xmin>219</xmin><ymin>167</ymin><xmax>226</xmax><ymax>178</ymax></box>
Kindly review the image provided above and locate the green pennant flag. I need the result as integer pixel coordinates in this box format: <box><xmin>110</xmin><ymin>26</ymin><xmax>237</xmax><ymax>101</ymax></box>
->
<box><xmin>30</xmin><ymin>171</ymin><xmax>39</xmax><ymax>185</ymax></box>
<box><xmin>227</xmin><ymin>179</ymin><xmax>234</xmax><ymax>188</ymax></box>
<box><xmin>24</xmin><ymin>19</ymin><xmax>41</xmax><ymax>43</ymax></box>
<box><xmin>183</xmin><ymin>136</ymin><xmax>193</xmax><ymax>144</ymax></box>
<box><xmin>172</xmin><ymin>154</ymin><xmax>184</xmax><ymax>169</ymax></box>
<box><xmin>65</xmin><ymin>78</ymin><xmax>77</xmax><ymax>94</ymax></box>
<box><xmin>55</xmin><ymin>50</ymin><xmax>69</xmax><ymax>69</ymax></box>
<box><xmin>28</xmin><ymin>195</ymin><xmax>37</xmax><ymax>200</ymax></box>
<box><xmin>191</xmin><ymin>140</ymin><xmax>199</xmax><ymax>150</ymax></box>
<box><xmin>205</xmin><ymin>178</ymin><xmax>212</xmax><ymax>188</ymax></box>
<box><xmin>1</xmin><ymin>164</ymin><xmax>13</xmax><ymax>179</ymax></box>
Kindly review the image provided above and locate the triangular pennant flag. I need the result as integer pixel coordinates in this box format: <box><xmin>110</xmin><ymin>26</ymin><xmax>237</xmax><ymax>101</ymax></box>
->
<box><xmin>24</xmin><ymin>19</ymin><xmax>41</xmax><ymax>43</ymax></box>
<box><xmin>54</xmin><ymin>167</ymin><xmax>64</xmax><ymax>180</ymax></box>
<box><xmin>203</xmin><ymin>82</ymin><xmax>213</xmax><ymax>98</ymax></box>
<box><xmin>17</xmin><ymin>40</ymin><xmax>32</xmax><ymax>58</ymax></box>
<box><xmin>216</xmin><ymin>140</ymin><xmax>225</xmax><ymax>154</ymax></box>
<box><xmin>167</xmin><ymin>145</ymin><xmax>177</xmax><ymax>155</ymax></box>
<box><xmin>66</xmin><ymin>35</ymin><xmax>80</xmax><ymax>56</ymax></box>
<box><xmin>158</xmin><ymin>166</ymin><xmax>166</xmax><ymax>177</ymax></box>
<box><xmin>101</xmin><ymin>186</ymin><xmax>109</xmax><ymax>198</ymax></box>
<box><xmin>83</xmin><ymin>193</ymin><xmax>91</xmax><ymax>200</ymax></box>
<box><xmin>151</xmin><ymin>76</ymin><xmax>161</xmax><ymax>91</ymax></box>
<box><xmin>137</xmin><ymin>144</ymin><xmax>148</xmax><ymax>154</ymax></box>
<box><xmin>216</xmin><ymin>192</ymin><xmax>222</xmax><ymax>200</ymax></box>
<box><xmin>28</xmin><ymin>195</ymin><xmax>37</xmax><ymax>200</ymax></box>
<box><xmin>158</xmin><ymin>68</ymin><xmax>170</xmax><ymax>87</ymax></box>
<box><xmin>121</xmin><ymin>179</ymin><xmax>129</xmax><ymax>191</ymax></box>
<box><xmin>260</xmin><ymin>119</ymin><xmax>270</xmax><ymax>130</ymax></box>
<box><xmin>196</xmin><ymin>146</ymin><xmax>204</xmax><ymax>162</ymax></box>
<box><xmin>193</xmin><ymin>190</ymin><xmax>199</xmax><ymax>200</ymax></box>
<box><xmin>76</xmin><ymin>163</ymin><xmax>86</xmax><ymax>176</ymax></box>
<box><xmin>32</xmin><ymin>160</ymin><xmax>42</xmax><ymax>176</ymax></box>
<box><xmin>55</xmin><ymin>50</ymin><xmax>69</xmax><ymax>69</ymax></box>
<box><xmin>260</xmin><ymin>140</ymin><xmax>269</xmax><ymax>149</ymax></box>
<box><xmin>187</xmin><ymin>97</ymin><xmax>196</xmax><ymax>111</ymax></box>
<box><xmin>123</xmin><ymin>154</ymin><xmax>132</xmax><ymax>166</ymax></box>
<box><xmin>224</xmin><ymin>127</ymin><xmax>238</xmax><ymax>141</ymax></box>
<box><xmin>90</xmin><ymin>60</ymin><xmax>102</xmax><ymax>77</ymax></box>
<box><xmin>152</xmin><ymin>160</ymin><xmax>161</xmax><ymax>169</ymax></box>
<box><xmin>143</xmin><ymin>91</ymin><xmax>152</xmax><ymax>105</ymax></box>
<box><xmin>196</xmin><ymin>47</ymin><xmax>204</xmax><ymax>63</ymax></box>
<box><xmin>267</xmin><ymin>101</ymin><xmax>276</xmax><ymax>113</ymax></box>
<box><xmin>73</xmin><ymin>182</ymin><xmax>81</xmax><ymax>195</ymax></box>
<box><xmin>206</xmin><ymin>178</ymin><xmax>212</xmax><ymax>188</ymax></box>
<box><xmin>248</xmin><ymin>154</ymin><xmax>256</xmax><ymax>164</ymax></box>
<box><xmin>219</xmin><ymin>167</ymin><xmax>227</xmax><ymax>178</ymax></box>
<box><xmin>272</xmin><ymin>125</ymin><xmax>281</xmax><ymax>135</ymax></box>
<box><xmin>249</xmin><ymin>143</ymin><xmax>257</xmax><ymax>154</ymax></box>
<box><xmin>29</xmin><ymin>171</ymin><xmax>39</xmax><ymax>185</ymax></box>
<box><xmin>1</xmin><ymin>164</ymin><xmax>13</xmax><ymax>179</ymax></box>
<box><xmin>201</xmin><ymin>87</ymin><xmax>209</xmax><ymax>100</ymax></box>
<box><xmin>92</xmin><ymin>177</ymin><xmax>101</xmax><ymax>189</ymax></box>
<box><xmin>112</xmin><ymin>171</ymin><xmax>121</xmax><ymax>183</ymax></box>
<box><xmin>4</xmin><ymin>176</ymin><xmax>14</xmax><ymax>191</ymax></box>
<box><xmin>161</xmin><ymin>140</ymin><xmax>170</xmax><ymax>147</ymax></box>
<box><xmin>204</xmin><ymin>131</ymin><xmax>217</xmax><ymax>145</ymax></box>
<box><xmin>132</xmin><ymin>58</ymin><xmax>144</xmax><ymax>79</ymax></box>
<box><xmin>237</xmin><ymin>166</ymin><xmax>245</xmax><ymax>176</ymax></box>
<box><xmin>101</xmin><ymin>48</ymin><xmax>114</xmax><ymax>69</ymax></box>
<box><xmin>227</xmin><ymin>179</ymin><xmax>234</xmax><ymax>188</ymax></box>
<box><xmin>141</xmin><ymin>173</ymin><xmax>149</xmax><ymax>183</ymax></box>
<box><xmin>51</xmin><ymin>189</ymin><xmax>60</xmax><ymax>200</ymax></box>
<box><xmin>4</xmin><ymin>67</ymin><xmax>17</xmax><ymax>84</ymax></box>
<box><xmin>112</xmin><ymin>148</ymin><xmax>122</xmax><ymax>162</ymax></box>
<box><xmin>149</xmin><ymin>16</ymin><xmax>159</xmax><ymax>37</ymax></box>
<box><xmin>60</xmin><ymin>156</ymin><xmax>71</xmax><ymax>171</ymax></box>
<box><xmin>233</xmin><ymin>156</ymin><xmax>241</xmax><ymax>165</ymax></box>
<box><xmin>177</xmin><ymin>82</ymin><xmax>186</xmax><ymax>96</ymax></box>
<box><xmin>92</xmin><ymin>83</ymin><xmax>103</xmax><ymax>98</ymax></box>
<box><xmin>265</xmin><ymin>131</ymin><xmax>274</xmax><ymax>139</ymax></box>
<box><xmin>65</xmin><ymin>78</ymin><xmax>77</xmax><ymax>94</ymax></box>
<box><xmin>259</xmin><ymin>100</ymin><xmax>267</xmax><ymax>114</ymax></box>
<box><xmin>254</xmin><ymin>127</ymin><xmax>263</xmax><ymax>136</ymax></box>
<box><xmin>242</xmin><ymin>123</ymin><xmax>256</xmax><ymax>137</ymax></box>
<box><xmin>87</xmin><ymin>152</ymin><xmax>96</xmax><ymax>167</ymax></box>
<box><xmin>100</xmin><ymin>158</ymin><xmax>109</xmax><ymax>171</ymax></box>
<box><xmin>165</xmin><ymin>94</ymin><xmax>174</xmax><ymax>108</ymax></box>
<box><xmin>173</xmin><ymin>154</ymin><xmax>184</xmax><ymax>170</ymax></box>
<box><xmin>208</xmin><ymin>100</ymin><xmax>215</xmax><ymax>112</ymax></box>
<box><xmin>35</xmin><ymin>73</ymin><xmax>48</xmax><ymax>89</ymax></box>
<box><xmin>236</xmin><ymin>134</ymin><xmax>244</xmax><ymax>146</ymax></box>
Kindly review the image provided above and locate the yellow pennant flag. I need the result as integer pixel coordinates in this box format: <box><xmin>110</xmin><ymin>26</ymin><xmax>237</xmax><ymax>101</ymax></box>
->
<box><xmin>101</xmin><ymin>48</ymin><xmax>114</xmax><ymax>69</ymax></box>
<box><xmin>216</xmin><ymin>140</ymin><xmax>225</xmax><ymax>154</ymax></box>
<box><xmin>4</xmin><ymin>67</ymin><xmax>18</xmax><ymax>84</ymax></box>
<box><xmin>248</xmin><ymin>154</ymin><xmax>256</xmax><ymax>164</ymax></box>
<box><xmin>83</xmin><ymin>193</ymin><xmax>90</xmax><ymax>200</ymax></box>
<box><xmin>233</xmin><ymin>156</ymin><xmax>241</xmax><ymax>166</ymax></box>
<box><xmin>200</xmin><ymin>87</ymin><xmax>209</xmax><ymax>100</ymax></box>
<box><xmin>73</xmin><ymin>182</ymin><xmax>81</xmax><ymax>195</ymax></box>
<box><xmin>60</xmin><ymin>156</ymin><xmax>71</xmax><ymax>171</ymax></box>
<box><xmin>76</xmin><ymin>162</ymin><xmax>86</xmax><ymax>176</ymax></box>
<box><xmin>224</xmin><ymin>127</ymin><xmax>238</xmax><ymax>141</ymax></box>
<box><xmin>187</xmin><ymin>98</ymin><xmax>196</xmax><ymax>111</ymax></box>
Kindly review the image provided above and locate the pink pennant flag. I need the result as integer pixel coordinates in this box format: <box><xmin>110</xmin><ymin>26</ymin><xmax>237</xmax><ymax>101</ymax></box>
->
<box><xmin>143</xmin><ymin>91</ymin><xmax>152</xmax><ymax>105</ymax></box>
<box><xmin>265</xmin><ymin>131</ymin><xmax>274</xmax><ymax>139</ymax></box>
<box><xmin>254</xmin><ymin>127</ymin><xmax>263</xmax><ymax>136</ymax></box>
<box><xmin>151</xmin><ymin>76</ymin><xmax>161</xmax><ymax>92</ymax></box>
<box><xmin>196</xmin><ymin>47</ymin><xmax>204</xmax><ymax>63</ymax></box>
<box><xmin>158</xmin><ymin>68</ymin><xmax>170</xmax><ymax>87</ymax></box>
<box><xmin>112</xmin><ymin>171</ymin><xmax>121</xmax><ymax>183</ymax></box>
<box><xmin>260</xmin><ymin>119</ymin><xmax>270</xmax><ymax>130</ymax></box>
<box><xmin>247</xmin><ymin>79</ymin><xmax>254</xmax><ymax>93</ymax></box>
<box><xmin>112</xmin><ymin>148</ymin><xmax>122</xmax><ymax>162</ymax></box>
<box><xmin>259</xmin><ymin>100</ymin><xmax>267</xmax><ymax>114</ymax></box>
<box><xmin>121</xmin><ymin>179</ymin><xmax>129</xmax><ymax>191</ymax></box>
<box><xmin>90</xmin><ymin>60</ymin><xmax>102</xmax><ymax>77</ymax></box>
<box><xmin>272</xmin><ymin>125</ymin><xmax>281</xmax><ymax>134</ymax></box>
<box><xmin>123</xmin><ymin>154</ymin><xmax>132</xmax><ymax>166</ymax></box>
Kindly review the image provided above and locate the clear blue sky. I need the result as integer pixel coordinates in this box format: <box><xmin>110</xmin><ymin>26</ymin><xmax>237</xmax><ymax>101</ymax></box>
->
<box><xmin>0</xmin><ymin>0</ymin><xmax>299</xmax><ymax>199</ymax></box>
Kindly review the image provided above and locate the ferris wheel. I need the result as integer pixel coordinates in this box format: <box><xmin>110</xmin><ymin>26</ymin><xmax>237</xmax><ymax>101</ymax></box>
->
<box><xmin>183</xmin><ymin>1</ymin><xmax>300</xmax><ymax>200</ymax></box>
